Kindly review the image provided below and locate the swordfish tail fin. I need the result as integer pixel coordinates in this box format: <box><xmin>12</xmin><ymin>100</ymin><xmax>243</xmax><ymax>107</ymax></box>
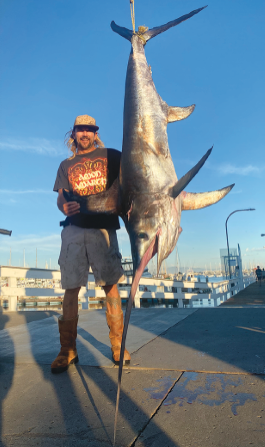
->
<box><xmin>181</xmin><ymin>184</ymin><xmax>235</xmax><ymax>210</ymax></box>
<box><xmin>111</xmin><ymin>6</ymin><xmax>207</xmax><ymax>43</ymax></box>
<box><xmin>62</xmin><ymin>178</ymin><xmax>120</xmax><ymax>215</ymax></box>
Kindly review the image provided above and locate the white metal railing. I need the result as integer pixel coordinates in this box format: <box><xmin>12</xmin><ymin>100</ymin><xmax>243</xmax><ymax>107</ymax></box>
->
<box><xmin>0</xmin><ymin>265</ymin><xmax>255</xmax><ymax>311</ymax></box>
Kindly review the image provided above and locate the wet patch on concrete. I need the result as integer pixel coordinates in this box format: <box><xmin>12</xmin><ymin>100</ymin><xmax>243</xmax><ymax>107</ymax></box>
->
<box><xmin>162</xmin><ymin>372</ymin><xmax>257</xmax><ymax>415</ymax></box>
<box><xmin>143</xmin><ymin>372</ymin><xmax>259</xmax><ymax>416</ymax></box>
<box><xmin>135</xmin><ymin>373</ymin><xmax>265</xmax><ymax>447</ymax></box>
<box><xmin>143</xmin><ymin>375</ymin><xmax>177</xmax><ymax>400</ymax></box>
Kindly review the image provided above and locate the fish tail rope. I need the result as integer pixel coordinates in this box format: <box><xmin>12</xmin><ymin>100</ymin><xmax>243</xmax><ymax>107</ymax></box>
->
<box><xmin>130</xmin><ymin>0</ymin><xmax>149</xmax><ymax>44</ymax></box>
<box><xmin>130</xmin><ymin>0</ymin><xmax>136</xmax><ymax>33</ymax></box>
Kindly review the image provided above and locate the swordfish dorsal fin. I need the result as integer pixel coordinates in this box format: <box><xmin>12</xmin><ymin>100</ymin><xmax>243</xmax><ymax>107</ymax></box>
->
<box><xmin>168</xmin><ymin>147</ymin><xmax>213</xmax><ymax>199</ymax></box>
<box><xmin>111</xmin><ymin>6</ymin><xmax>207</xmax><ymax>43</ymax></box>
<box><xmin>168</xmin><ymin>104</ymin><xmax>195</xmax><ymax>122</ymax></box>
<box><xmin>181</xmin><ymin>185</ymin><xmax>235</xmax><ymax>210</ymax></box>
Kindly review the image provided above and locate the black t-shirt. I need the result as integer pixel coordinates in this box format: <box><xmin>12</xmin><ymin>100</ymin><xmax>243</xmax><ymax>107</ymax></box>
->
<box><xmin>53</xmin><ymin>148</ymin><xmax>121</xmax><ymax>229</ymax></box>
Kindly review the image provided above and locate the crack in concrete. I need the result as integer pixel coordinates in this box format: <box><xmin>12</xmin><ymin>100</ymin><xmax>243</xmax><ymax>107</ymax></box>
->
<box><xmin>129</xmin><ymin>372</ymin><xmax>184</xmax><ymax>447</ymax></box>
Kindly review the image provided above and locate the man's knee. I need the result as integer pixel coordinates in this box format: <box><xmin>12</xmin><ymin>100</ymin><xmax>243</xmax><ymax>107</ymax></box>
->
<box><xmin>103</xmin><ymin>284</ymin><xmax>119</xmax><ymax>297</ymax></box>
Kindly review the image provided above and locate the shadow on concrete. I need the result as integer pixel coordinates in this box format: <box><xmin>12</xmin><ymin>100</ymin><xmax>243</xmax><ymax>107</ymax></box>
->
<box><xmin>21</xmin><ymin>311</ymin><xmax>178</xmax><ymax>446</ymax></box>
<box><xmin>77</xmin><ymin>325</ymin><xmax>111</xmax><ymax>355</ymax></box>
<box><xmin>76</xmin><ymin>366</ymin><xmax>112</xmax><ymax>444</ymax></box>
<box><xmin>0</xmin><ymin>309</ymin><xmax>14</xmax><ymax>447</ymax></box>
<box><xmin>131</xmin><ymin>307</ymin><xmax>265</xmax><ymax>376</ymax></box>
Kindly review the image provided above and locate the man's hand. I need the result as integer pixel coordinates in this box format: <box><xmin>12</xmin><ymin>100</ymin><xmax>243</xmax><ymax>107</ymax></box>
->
<box><xmin>63</xmin><ymin>201</ymin><xmax>80</xmax><ymax>216</ymax></box>
<box><xmin>57</xmin><ymin>189</ymin><xmax>80</xmax><ymax>216</ymax></box>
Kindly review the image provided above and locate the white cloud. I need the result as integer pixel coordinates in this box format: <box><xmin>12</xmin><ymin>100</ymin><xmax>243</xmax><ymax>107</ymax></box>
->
<box><xmin>175</xmin><ymin>158</ymin><xmax>263</xmax><ymax>178</ymax></box>
<box><xmin>217</xmin><ymin>163</ymin><xmax>263</xmax><ymax>176</ymax></box>
<box><xmin>246</xmin><ymin>247</ymin><xmax>265</xmax><ymax>252</ymax></box>
<box><xmin>0</xmin><ymin>137</ymin><xmax>67</xmax><ymax>156</ymax></box>
<box><xmin>0</xmin><ymin>234</ymin><xmax>61</xmax><ymax>253</ymax></box>
<box><xmin>0</xmin><ymin>189</ymin><xmax>52</xmax><ymax>195</ymax></box>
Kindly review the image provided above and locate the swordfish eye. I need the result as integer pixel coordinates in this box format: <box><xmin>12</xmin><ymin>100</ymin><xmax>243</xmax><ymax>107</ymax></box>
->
<box><xmin>137</xmin><ymin>232</ymin><xmax>149</xmax><ymax>239</ymax></box>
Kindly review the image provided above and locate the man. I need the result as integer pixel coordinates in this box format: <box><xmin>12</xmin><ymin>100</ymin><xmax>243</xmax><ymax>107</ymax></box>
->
<box><xmin>255</xmin><ymin>265</ymin><xmax>262</xmax><ymax>286</ymax></box>
<box><xmin>52</xmin><ymin>114</ymin><xmax>130</xmax><ymax>374</ymax></box>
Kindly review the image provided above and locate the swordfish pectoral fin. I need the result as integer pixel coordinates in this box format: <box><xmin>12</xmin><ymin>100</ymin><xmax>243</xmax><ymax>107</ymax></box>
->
<box><xmin>143</xmin><ymin>6</ymin><xmax>207</xmax><ymax>42</ymax></box>
<box><xmin>62</xmin><ymin>178</ymin><xmax>120</xmax><ymax>215</ymax></box>
<box><xmin>168</xmin><ymin>104</ymin><xmax>195</xmax><ymax>122</ymax></box>
<box><xmin>181</xmin><ymin>184</ymin><xmax>235</xmax><ymax>210</ymax></box>
<box><xmin>169</xmin><ymin>147</ymin><xmax>213</xmax><ymax>199</ymax></box>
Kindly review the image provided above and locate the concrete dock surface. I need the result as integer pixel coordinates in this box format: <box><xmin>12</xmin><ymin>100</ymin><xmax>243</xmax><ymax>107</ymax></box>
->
<box><xmin>220</xmin><ymin>279</ymin><xmax>265</xmax><ymax>307</ymax></box>
<box><xmin>0</xmin><ymin>282</ymin><xmax>265</xmax><ymax>447</ymax></box>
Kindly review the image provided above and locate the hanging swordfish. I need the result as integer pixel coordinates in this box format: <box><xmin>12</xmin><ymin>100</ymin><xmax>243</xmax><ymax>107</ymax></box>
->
<box><xmin>64</xmin><ymin>5</ymin><xmax>233</xmax><ymax>306</ymax></box>
<box><xmin>63</xmin><ymin>5</ymin><xmax>234</xmax><ymax>440</ymax></box>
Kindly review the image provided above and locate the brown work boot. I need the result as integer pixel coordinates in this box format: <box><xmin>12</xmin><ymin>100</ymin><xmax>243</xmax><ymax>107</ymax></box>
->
<box><xmin>106</xmin><ymin>311</ymin><xmax>131</xmax><ymax>365</ymax></box>
<box><xmin>51</xmin><ymin>316</ymin><xmax>79</xmax><ymax>374</ymax></box>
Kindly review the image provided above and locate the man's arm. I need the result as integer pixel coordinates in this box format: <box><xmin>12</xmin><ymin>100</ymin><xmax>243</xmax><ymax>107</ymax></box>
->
<box><xmin>57</xmin><ymin>189</ymin><xmax>80</xmax><ymax>217</ymax></box>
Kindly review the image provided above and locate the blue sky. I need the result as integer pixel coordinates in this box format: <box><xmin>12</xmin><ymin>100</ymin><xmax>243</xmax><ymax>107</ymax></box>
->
<box><xmin>0</xmin><ymin>0</ymin><xmax>264</xmax><ymax>271</ymax></box>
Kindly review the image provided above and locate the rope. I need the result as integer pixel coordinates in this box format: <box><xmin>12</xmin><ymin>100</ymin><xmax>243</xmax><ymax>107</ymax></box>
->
<box><xmin>137</xmin><ymin>25</ymin><xmax>148</xmax><ymax>44</ymax></box>
<box><xmin>129</xmin><ymin>1</ymin><xmax>149</xmax><ymax>44</ymax></box>
<box><xmin>130</xmin><ymin>0</ymin><xmax>135</xmax><ymax>33</ymax></box>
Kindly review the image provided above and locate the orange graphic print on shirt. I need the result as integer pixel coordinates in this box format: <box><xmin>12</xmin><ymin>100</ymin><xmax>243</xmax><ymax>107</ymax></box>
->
<box><xmin>68</xmin><ymin>157</ymin><xmax>108</xmax><ymax>196</ymax></box>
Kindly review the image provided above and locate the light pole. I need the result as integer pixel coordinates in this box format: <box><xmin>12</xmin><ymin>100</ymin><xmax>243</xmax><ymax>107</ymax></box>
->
<box><xmin>225</xmin><ymin>208</ymin><xmax>255</xmax><ymax>279</ymax></box>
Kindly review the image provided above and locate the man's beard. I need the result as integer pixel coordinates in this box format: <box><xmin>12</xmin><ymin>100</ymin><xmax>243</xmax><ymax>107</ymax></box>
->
<box><xmin>78</xmin><ymin>138</ymin><xmax>95</xmax><ymax>151</ymax></box>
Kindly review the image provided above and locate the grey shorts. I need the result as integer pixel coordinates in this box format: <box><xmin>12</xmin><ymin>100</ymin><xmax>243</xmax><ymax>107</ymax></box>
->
<box><xmin>58</xmin><ymin>225</ymin><xmax>124</xmax><ymax>290</ymax></box>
